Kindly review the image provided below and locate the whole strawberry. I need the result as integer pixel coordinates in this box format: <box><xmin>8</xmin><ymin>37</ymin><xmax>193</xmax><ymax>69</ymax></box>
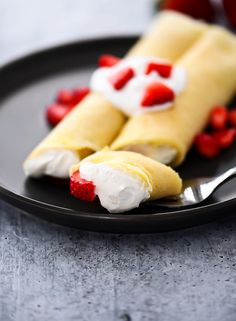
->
<box><xmin>223</xmin><ymin>0</ymin><xmax>236</xmax><ymax>28</ymax></box>
<box><xmin>158</xmin><ymin>0</ymin><xmax>215</xmax><ymax>22</ymax></box>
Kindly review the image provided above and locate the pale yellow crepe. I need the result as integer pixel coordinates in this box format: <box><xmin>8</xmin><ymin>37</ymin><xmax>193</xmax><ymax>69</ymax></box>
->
<box><xmin>24</xmin><ymin>12</ymin><xmax>207</xmax><ymax>172</ymax></box>
<box><xmin>128</xmin><ymin>10</ymin><xmax>207</xmax><ymax>60</ymax></box>
<box><xmin>112</xmin><ymin>27</ymin><xmax>236</xmax><ymax>166</ymax></box>
<box><xmin>71</xmin><ymin>150</ymin><xmax>182</xmax><ymax>200</ymax></box>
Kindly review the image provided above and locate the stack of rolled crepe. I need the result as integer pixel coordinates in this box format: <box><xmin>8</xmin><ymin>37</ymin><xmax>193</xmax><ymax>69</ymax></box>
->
<box><xmin>111</xmin><ymin>26</ymin><xmax>236</xmax><ymax>166</ymax></box>
<box><xmin>70</xmin><ymin>150</ymin><xmax>182</xmax><ymax>213</ymax></box>
<box><xmin>23</xmin><ymin>11</ymin><xmax>208</xmax><ymax>178</ymax></box>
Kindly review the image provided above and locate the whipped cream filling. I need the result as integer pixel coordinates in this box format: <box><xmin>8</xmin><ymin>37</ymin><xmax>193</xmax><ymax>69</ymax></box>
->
<box><xmin>123</xmin><ymin>144</ymin><xmax>177</xmax><ymax>165</ymax></box>
<box><xmin>90</xmin><ymin>56</ymin><xmax>186</xmax><ymax>116</ymax></box>
<box><xmin>23</xmin><ymin>150</ymin><xmax>80</xmax><ymax>178</ymax></box>
<box><xmin>79</xmin><ymin>162</ymin><xmax>151</xmax><ymax>213</ymax></box>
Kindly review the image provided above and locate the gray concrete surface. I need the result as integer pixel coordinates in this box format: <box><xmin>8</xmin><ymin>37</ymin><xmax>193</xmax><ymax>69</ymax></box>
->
<box><xmin>0</xmin><ymin>1</ymin><xmax>236</xmax><ymax>320</ymax></box>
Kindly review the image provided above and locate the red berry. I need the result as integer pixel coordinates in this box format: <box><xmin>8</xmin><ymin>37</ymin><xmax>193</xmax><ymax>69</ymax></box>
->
<box><xmin>214</xmin><ymin>129</ymin><xmax>236</xmax><ymax>149</ymax></box>
<box><xmin>145</xmin><ymin>62</ymin><xmax>173</xmax><ymax>78</ymax></box>
<box><xmin>228</xmin><ymin>109</ymin><xmax>236</xmax><ymax>127</ymax></box>
<box><xmin>46</xmin><ymin>103</ymin><xmax>71</xmax><ymax>126</ymax></box>
<box><xmin>195</xmin><ymin>133</ymin><xmax>220</xmax><ymax>158</ymax></box>
<box><xmin>210</xmin><ymin>106</ymin><xmax>228</xmax><ymax>130</ymax></box>
<box><xmin>72</xmin><ymin>87</ymin><xmax>90</xmax><ymax>105</ymax></box>
<box><xmin>109</xmin><ymin>67</ymin><xmax>135</xmax><ymax>90</ymax></box>
<box><xmin>160</xmin><ymin>0</ymin><xmax>215</xmax><ymax>22</ymax></box>
<box><xmin>223</xmin><ymin>0</ymin><xmax>236</xmax><ymax>28</ymax></box>
<box><xmin>98</xmin><ymin>54</ymin><xmax>121</xmax><ymax>68</ymax></box>
<box><xmin>141</xmin><ymin>82</ymin><xmax>175</xmax><ymax>107</ymax></box>
<box><xmin>56</xmin><ymin>89</ymin><xmax>75</xmax><ymax>105</ymax></box>
<box><xmin>70</xmin><ymin>171</ymin><xmax>96</xmax><ymax>202</ymax></box>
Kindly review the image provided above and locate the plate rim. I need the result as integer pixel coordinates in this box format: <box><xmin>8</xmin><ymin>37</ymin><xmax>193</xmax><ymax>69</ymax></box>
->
<box><xmin>1</xmin><ymin>178</ymin><xmax>236</xmax><ymax>221</ymax></box>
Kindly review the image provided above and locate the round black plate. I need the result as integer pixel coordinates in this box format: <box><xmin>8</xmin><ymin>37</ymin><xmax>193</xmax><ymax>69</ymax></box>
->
<box><xmin>0</xmin><ymin>36</ymin><xmax>236</xmax><ymax>233</ymax></box>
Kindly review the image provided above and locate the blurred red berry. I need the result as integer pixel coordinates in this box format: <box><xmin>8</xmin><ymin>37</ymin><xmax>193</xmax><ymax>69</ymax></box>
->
<box><xmin>214</xmin><ymin>129</ymin><xmax>236</xmax><ymax>149</ymax></box>
<box><xmin>56</xmin><ymin>89</ymin><xmax>75</xmax><ymax>105</ymax></box>
<box><xmin>195</xmin><ymin>133</ymin><xmax>220</xmax><ymax>158</ymax></box>
<box><xmin>46</xmin><ymin>103</ymin><xmax>72</xmax><ymax>126</ymax></box>
<box><xmin>228</xmin><ymin>109</ymin><xmax>236</xmax><ymax>127</ymax></box>
<box><xmin>98</xmin><ymin>54</ymin><xmax>121</xmax><ymax>67</ymax></box>
<box><xmin>72</xmin><ymin>87</ymin><xmax>90</xmax><ymax>105</ymax></box>
<box><xmin>210</xmin><ymin>106</ymin><xmax>228</xmax><ymax>130</ymax></box>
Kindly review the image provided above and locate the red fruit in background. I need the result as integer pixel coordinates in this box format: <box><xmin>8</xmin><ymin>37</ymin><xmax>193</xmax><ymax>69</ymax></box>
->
<box><xmin>223</xmin><ymin>0</ymin><xmax>236</xmax><ymax>28</ymax></box>
<box><xmin>145</xmin><ymin>62</ymin><xmax>173</xmax><ymax>78</ymax></box>
<box><xmin>72</xmin><ymin>87</ymin><xmax>90</xmax><ymax>105</ymax></box>
<box><xmin>46</xmin><ymin>103</ymin><xmax>72</xmax><ymax>126</ymax></box>
<box><xmin>46</xmin><ymin>87</ymin><xmax>90</xmax><ymax>126</ymax></box>
<box><xmin>98</xmin><ymin>54</ymin><xmax>121</xmax><ymax>67</ymax></box>
<box><xmin>109</xmin><ymin>67</ymin><xmax>135</xmax><ymax>90</ymax></box>
<box><xmin>141</xmin><ymin>82</ymin><xmax>175</xmax><ymax>107</ymax></box>
<box><xmin>210</xmin><ymin>106</ymin><xmax>228</xmax><ymax>130</ymax></box>
<box><xmin>160</xmin><ymin>0</ymin><xmax>215</xmax><ymax>22</ymax></box>
<box><xmin>228</xmin><ymin>109</ymin><xmax>236</xmax><ymax>127</ymax></box>
<box><xmin>70</xmin><ymin>171</ymin><xmax>96</xmax><ymax>202</ymax></box>
<box><xmin>195</xmin><ymin>133</ymin><xmax>220</xmax><ymax>158</ymax></box>
<box><xmin>214</xmin><ymin>129</ymin><xmax>236</xmax><ymax>149</ymax></box>
<box><xmin>56</xmin><ymin>89</ymin><xmax>75</xmax><ymax>105</ymax></box>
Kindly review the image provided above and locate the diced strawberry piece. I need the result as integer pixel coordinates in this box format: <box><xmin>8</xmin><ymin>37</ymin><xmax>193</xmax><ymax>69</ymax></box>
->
<box><xmin>223</xmin><ymin>0</ymin><xmax>236</xmax><ymax>28</ymax></box>
<box><xmin>195</xmin><ymin>133</ymin><xmax>220</xmax><ymax>158</ymax></box>
<box><xmin>109</xmin><ymin>67</ymin><xmax>135</xmax><ymax>90</ymax></box>
<box><xmin>56</xmin><ymin>89</ymin><xmax>75</xmax><ymax>105</ymax></box>
<box><xmin>228</xmin><ymin>109</ymin><xmax>236</xmax><ymax>127</ymax></box>
<box><xmin>70</xmin><ymin>171</ymin><xmax>96</xmax><ymax>202</ymax></box>
<box><xmin>145</xmin><ymin>62</ymin><xmax>173</xmax><ymax>78</ymax></box>
<box><xmin>141</xmin><ymin>82</ymin><xmax>175</xmax><ymax>107</ymax></box>
<box><xmin>72</xmin><ymin>87</ymin><xmax>90</xmax><ymax>105</ymax></box>
<box><xmin>160</xmin><ymin>0</ymin><xmax>215</xmax><ymax>22</ymax></box>
<box><xmin>214</xmin><ymin>129</ymin><xmax>236</xmax><ymax>149</ymax></box>
<box><xmin>98</xmin><ymin>54</ymin><xmax>121</xmax><ymax>68</ymax></box>
<box><xmin>210</xmin><ymin>106</ymin><xmax>228</xmax><ymax>130</ymax></box>
<box><xmin>46</xmin><ymin>103</ymin><xmax>72</xmax><ymax>126</ymax></box>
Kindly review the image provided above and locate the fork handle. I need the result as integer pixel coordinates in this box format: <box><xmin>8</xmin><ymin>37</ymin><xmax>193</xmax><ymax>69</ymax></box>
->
<box><xmin>211</xmin><ymin>167</ymin><xmax>236</xmax><ymax>191</ymax></box>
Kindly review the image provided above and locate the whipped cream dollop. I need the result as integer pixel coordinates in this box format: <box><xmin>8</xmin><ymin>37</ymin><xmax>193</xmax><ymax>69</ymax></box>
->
<box><xmin>79</xmin><ymin>162</ymin><xmax>151</xmax><ymax>213</ymax></box>
<box><xmin>124</xmin><ymin>144</ymin><xmax>177</xmax><ymax>165</ymax></box>
<box><xmin>91</xmin><ymin>56</ymin><xmax>186</xmax><ymax>116</ymax></box>
<box><xmin>23</xmin><ymin>150</ymin><xmax>80</xmax><ymax>178</ymax></box>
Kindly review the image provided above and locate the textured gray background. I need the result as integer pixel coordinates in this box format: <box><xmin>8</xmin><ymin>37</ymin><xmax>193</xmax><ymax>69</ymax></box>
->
<box><xmin>1</xmin><ymin>1</ymin><xmax>236</xmax><ymax>320</ymax></box>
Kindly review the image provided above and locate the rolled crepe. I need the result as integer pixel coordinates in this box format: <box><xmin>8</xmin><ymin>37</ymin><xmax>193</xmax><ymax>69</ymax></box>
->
<box><xmin>70</xmin><ymin>150</ymin><xmax>182</xmax><ymax>213</ymax></box>
<box><xmin>112</xmin><ymin>27</ymin><xmax>236</xmax><ymax>166</ymax></box>
<box><xmin>24</xmin><ymin>11</ymin><xmax>208</xmax><ymax>178</ymax></box>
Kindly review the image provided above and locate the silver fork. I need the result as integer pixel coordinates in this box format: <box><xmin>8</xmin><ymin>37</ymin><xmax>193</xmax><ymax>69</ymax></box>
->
<box><xmin>155</xmin><ymin>167</ymin><xmax>236</xmax><ymax>208</ymax></box>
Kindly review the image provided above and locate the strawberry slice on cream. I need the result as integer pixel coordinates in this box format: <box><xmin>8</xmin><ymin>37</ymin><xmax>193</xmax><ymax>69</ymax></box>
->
<box><xmin>141</xmin><ymin>82</ymin><xmax>175</xmax><ymax>107</ymax></box>
<box><xmin>108</xmin><ymin>67</ymin><xmax>135</xmax><ymax>90</ymax></box>
<box><xmin>145</xmin><ymin>62</ymin><xmax>173</xmax><ymax>78</ymax></box>
<box><xmin>90</xmin><ymin>56</ymin><xmax>186</xmax><ymax>116</ymax></box>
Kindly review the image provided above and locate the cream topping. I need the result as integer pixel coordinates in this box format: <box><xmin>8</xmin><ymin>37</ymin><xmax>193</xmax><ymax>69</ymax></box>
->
<box><xmin>90</xmin><ymin>56</ymin><xmax>186</xmax><ymax>116</ymax></box>
<box><xmin>23</xmin><ymin>150</ymin><xmax>80</xmax><ymax>178</ymax></box>
<box><xmin>79</xmin><ymin>162</ymin><xmax>150</xmax><ymax>213</ymax></box>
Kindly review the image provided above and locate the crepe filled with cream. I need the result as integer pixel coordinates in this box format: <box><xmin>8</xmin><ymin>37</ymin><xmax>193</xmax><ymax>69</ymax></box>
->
<box><xmin>23</xmin><ymin>11</ymin><xmax>208</xmax><ymax>178</ymax></box>
<box><xmin>70</xmin><ymin>150</ymin><xmax>182</xmax><ymax>213</ymax></box>
<box><xmin>111</xmin><ymin>27</ymin><xmax>236</xmax><ymax>166</ymax></box>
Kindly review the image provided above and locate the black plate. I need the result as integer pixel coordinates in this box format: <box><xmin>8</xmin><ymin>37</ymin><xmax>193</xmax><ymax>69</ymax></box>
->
<box><xmin>0</xmin><ymin>36</ymin><xmax>236</xmax><ymax>233</ymax></box>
